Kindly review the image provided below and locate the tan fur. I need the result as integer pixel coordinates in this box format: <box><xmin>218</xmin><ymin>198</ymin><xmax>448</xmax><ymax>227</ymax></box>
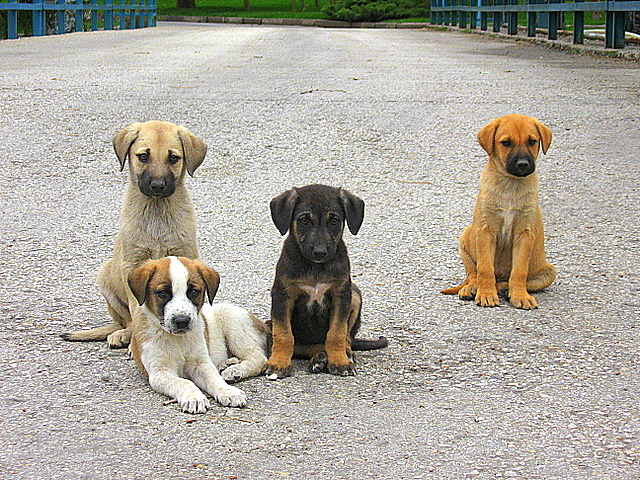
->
<box><xmin>62</xmin><ymin>121</ymin><xmax>207</xmax><ymax>346</ymax></box>
<box><xmin>442</xmin><ymin>114</ymin><xmax>557</xmax><ymax>309</ymax></box>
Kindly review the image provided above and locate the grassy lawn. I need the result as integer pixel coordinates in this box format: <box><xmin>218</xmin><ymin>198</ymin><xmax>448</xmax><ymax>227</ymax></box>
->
<box><xmin>157</xmin><ymin>0</ymin><xmax>333</xmax><ymax>19</ymax></box>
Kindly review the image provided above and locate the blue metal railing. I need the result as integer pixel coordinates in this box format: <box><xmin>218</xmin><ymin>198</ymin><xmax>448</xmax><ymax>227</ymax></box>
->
<box><xmin>430</xmin><ymin>0</ymin><xmax>640</xmax><ymax>48</ymax></box>
<box><xmin>0</xmin><ymin>0</ymin><xmax>156</xmax><ymax>40</ymax></box>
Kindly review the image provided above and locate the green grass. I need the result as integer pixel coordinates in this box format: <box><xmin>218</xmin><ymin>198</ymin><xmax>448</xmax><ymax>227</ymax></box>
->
<box><xmin>157</xmin><ymin>0</ymin><xmax>332</xmax><ymax>19</ymax></box>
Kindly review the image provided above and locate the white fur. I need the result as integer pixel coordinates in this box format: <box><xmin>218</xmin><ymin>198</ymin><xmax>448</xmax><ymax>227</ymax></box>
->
<box><xmin>202</xmin><ymin>303</ymin><xmax>269</xmax><ymax>383</ymax></box>
<box><xmin>134</xmin><ymin>257</ymin><xmax>268</xmax><ymax>414</ymax></box>
<box><xmin>161</xmin><ymin>256</ymin><xmax>199</xmax><ymax>333</ymax></box>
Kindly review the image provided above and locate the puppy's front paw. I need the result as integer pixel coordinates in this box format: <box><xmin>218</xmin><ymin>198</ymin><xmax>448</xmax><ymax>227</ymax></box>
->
<box><xmin>214</xmin><ymin>386</ymin><xmax>247</xmax><ymax>408</ymax></box>
<box><xmin>475</xmin><ymin>290</ymin><xmax>500</xmax><ymax>307</ymax></box>
<box><xmin>221</xmin><ymin>363</ymin><xmax>248</xmax><ymax>383</ymax></box>
<box><xmin>510</xmin><ymin>293</ymin><xmax>538</xmax><ymax>310</ymax></box>
<box><xmin>262</xmin><ymin>360</ymin><xmax>292</xmax><ymax>379</ymax></box>
<box><xmin>177</xmin><ymin>392</ymin><xmax>210</xmax><ymax>414</ymax></box>
<box><xmin>328</xmin><ymin>361</ymin><xmax>356</xmax><ymax>376</ymax></box>
<box><xmin>107</xmin><ymin>328</ymin><xmax>131</xmax><ymax>349</ymax></box>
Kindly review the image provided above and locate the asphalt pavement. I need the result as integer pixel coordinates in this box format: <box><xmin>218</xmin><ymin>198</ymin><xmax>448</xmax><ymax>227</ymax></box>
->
<box><xmin>0</xmin><ymin>22</ymin><xmax>639</xmax><ymax>479</ymax></box>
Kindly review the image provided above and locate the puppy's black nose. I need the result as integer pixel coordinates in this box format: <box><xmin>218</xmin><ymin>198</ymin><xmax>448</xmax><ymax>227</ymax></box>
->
<box><xmin>172</xmin><ymin>315</ymin><xmax>191</xmax><ymax>331</ymax></box>
<box><xmin>313</xmin><ymin>245</ymin><xmax>328</xmax><ymax>260</ymax></box>
<box><xmin>516</xmin><ymin>158</ymin><xmax>531</xmax><ymax>171</ymax></box>
<box><xmin>150</xmin><ymin>178</ymin><xmax>167</xmax><ymax>194</ymax></box>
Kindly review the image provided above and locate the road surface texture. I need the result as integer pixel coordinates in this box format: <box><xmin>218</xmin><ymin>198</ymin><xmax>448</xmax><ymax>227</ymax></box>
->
<box><xmin>1</xmin><ymin>22</ymin><xmax>639</xmax><ymax>480</ymax></box>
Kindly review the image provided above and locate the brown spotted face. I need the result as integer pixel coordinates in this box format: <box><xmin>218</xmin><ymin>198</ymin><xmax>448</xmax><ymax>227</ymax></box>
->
<box><xmin>477</xmin><ymin>114</ymin><xmax>552</xmax><ymax>178</ymax></box>
<box><xmin>128</xmin><ymin>257</ymin><xmax>220</xmax><ymax>334</ymax></box>
<box><xmin>112</xmin><ymin>121</ymin><xmax>208</xmax><ymax>198</ymax></box>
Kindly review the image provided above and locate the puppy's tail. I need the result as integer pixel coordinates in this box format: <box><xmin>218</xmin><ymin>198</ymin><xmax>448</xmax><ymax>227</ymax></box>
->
<box><xmin>61</xmin><ymin>323</ymin><xmax>122</xmax><ymax>342</ymax></box>
<box><xmin>440</xmin><ymin>285</ymin><xmax>463</xmax><ymax>295</ymax></box>
<box><xmin>351</xmin><ymin>336</ymin><xmax>388</xmax><ymax>351</ymax></box>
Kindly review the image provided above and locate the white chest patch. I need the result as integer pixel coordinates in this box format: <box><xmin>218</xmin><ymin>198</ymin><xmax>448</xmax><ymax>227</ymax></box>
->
<box><xmin>499</xmin><ymin>208</ymin><xmax>516</xmax><ymax>241</ymax></box>
<box><xmin>300</xmin><ymin>283</ymin><xmax>332</xmax><ymax>304</ymax></box>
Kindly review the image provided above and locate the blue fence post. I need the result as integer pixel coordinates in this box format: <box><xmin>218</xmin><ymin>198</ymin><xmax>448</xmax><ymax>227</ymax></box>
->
<box><xmin>507</xmin><ymin>0</ymin><xmax>518</xmax><ymax>35</ymax></box>
<box><xmin>548</xmin><ymin>0</ymin><xmax>559</xmax><ymax>40</ymax></box>
<box><xmin>493</xmin><ymin>0</ymin><xmax>502</xmax><ymax>32</ymax></box>
<box><xmin>57</xmin><ymin>0</ymin><xmax>66</xmax><ymax>34</ymax></box>
<box><xmin>470</xmin><ymin>0</ymin><xmax>478</xmax><ymax>28</ymax></box>
<box><xmin>7</xmin><ymin>0</ymin><xmax>18</xmax><ymax>39</ymax></box>
<box><xmin>91</xmin><ymin>0</ymin><xmax>98</xmax><ymax>30</ymax></box>
<box><xmin>527</xmin><ymin>0</ymin><xmax>537</xmax><ymax>37</ymax></box>
<box><xmin>573</xmin><ymin>0</ymin><xmax>584</xmax><ymax>44</ymax></box>
<box><xmin>32</xmin><ymin>0</ymin><xmax>45</xmax><ymax>36</ymax></box>
<box><xmin>75</xmin><ymin>0</ymin><xmax>84</xmax><ymax>32</ymax></box>
<box><xmin>105</xmin><ymin>0</ymin><xmax>114</xmax><ymax>30</ymax></box>
<box><xmin>460</xmin><ymin>0</ymin><xmax>468</xmax><ymax>28</ymax></box>
<box><xmin>605</xmin><ymin>2</ymin><xmax>626</xmax><ymax>48</ymax></box>
<box><xmin>480</xmin><ymin>0</ymin><xmax>488</xmax><ymax>30</ymax></box>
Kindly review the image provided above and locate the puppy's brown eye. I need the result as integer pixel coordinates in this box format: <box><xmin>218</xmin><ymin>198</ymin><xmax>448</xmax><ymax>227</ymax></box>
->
<box><xmin>156</xmin><ymin>289</ymin><xmax>172</xmax><ymax>301</ymax></box>
<box><xmin>298</xmin><ymin>215</ymin><xmax>310</xmax><ymax>226</ymax></box>
<box><xmin>528</xmin><ymin>139</ymin><xmax>537</xmax><ymax>146</ymax></box>
<box><xmin>137</xmin><ymin>153</ymin><xmax>149</xmax><ymax>163</ymax></box>
<box><xmin>329</xmin><ymin>215</ymin><xmax>341</xmax><ymax>226</ymax></box>
<box><xmin>168</xmin><ymin>154</ymin><xmax>180</xmax><ymax>164</ymax></box>
<box><xmin>187</xmin><ymin>286</ymin><xmax>200</xmax><ymax>301</ymax></box>
<box><xmin>501</xmin><ymin>140</ymin><xmax>512</xmax><ymax>148</ymax></box>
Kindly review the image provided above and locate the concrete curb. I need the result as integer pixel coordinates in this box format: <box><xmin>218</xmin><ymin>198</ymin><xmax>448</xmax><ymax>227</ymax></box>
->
<box><xmin>157</xmin><ymin>15</ymin><xmax>640</xmax><ymax>62</ymax></box>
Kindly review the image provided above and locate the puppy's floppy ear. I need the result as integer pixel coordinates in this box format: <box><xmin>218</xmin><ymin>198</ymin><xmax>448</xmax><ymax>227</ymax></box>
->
<box><xmin>270</xmin><ymin>188</ymin><xmax>298</xmax><ymax>236</ymax></box>
<box><xmin>177</xmin><ymin>125</ymin><xmax>208</xmax><ymax>177</ymax></box>
<box><xmin>533</xmin><ymin>118</ymin><xmax>552</xmax><ymax>154</ymax></box>
<box><xmin>339</xmin><ymin>188</ymin><xmax>365</xmax><ymax>235</ymax></box>
<box><xmin>128</xmin><ymin>261</ymin><xmax>157</xmax><ymax>306</ymax></box>
<box><xmin>113</xmin><ymin>123</ymin><xmax>141</xmax><ymax>171</ymax></box>
<box><xmin>196</xmin><ymin>263</ymin><xmax>220</xmax><ymax>304</ymax></box>
<box><xmin>477</xmin><ymin>117</ymin><xmax>501</xmax><ymax>156</ymax></box>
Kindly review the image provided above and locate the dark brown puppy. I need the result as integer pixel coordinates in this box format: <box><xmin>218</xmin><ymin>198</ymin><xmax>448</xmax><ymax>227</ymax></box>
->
<box><xmin>263</xmin><ymin>184</ymin><xmax>387</xmax><ymax>378</ymax></box>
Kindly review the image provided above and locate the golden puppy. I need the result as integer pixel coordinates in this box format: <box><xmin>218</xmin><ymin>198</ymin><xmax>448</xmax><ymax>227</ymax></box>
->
<box><xmin>442</xmin><ymin>114</ymin><xmax>557</xmax><ymax>309</ymax></box>
<box><xmin>62</xmin><ymin>121</ymin><xmax>206</xmax><ymax>347</ymax></box>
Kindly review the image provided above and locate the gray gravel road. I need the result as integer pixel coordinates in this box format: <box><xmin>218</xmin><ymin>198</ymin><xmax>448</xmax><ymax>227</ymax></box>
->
<box><xmin>1</xmin><ymin>23</ymin><xmax>639</xmax><ymax>480</ymax></box>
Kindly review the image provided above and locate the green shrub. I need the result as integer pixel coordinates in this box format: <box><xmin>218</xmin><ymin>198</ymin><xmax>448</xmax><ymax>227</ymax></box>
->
<box><xmin>323</xmin><ymin>0</ymin><xmax>428</xmax><ymax>22</ymax></box>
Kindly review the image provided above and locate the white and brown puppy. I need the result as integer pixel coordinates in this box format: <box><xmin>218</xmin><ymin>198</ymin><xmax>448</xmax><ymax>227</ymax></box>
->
<box><xmin>63</xmin><ymin>121</ymin><xmax>207</xmax><ymax>348</ymax></box>
<box><xmin>128</xmin><ymin>256</ymin><xmax>269</xmax><ymax>413</ymax></box>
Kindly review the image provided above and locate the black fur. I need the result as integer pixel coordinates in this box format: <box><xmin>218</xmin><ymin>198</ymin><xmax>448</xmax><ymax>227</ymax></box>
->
<box><xmin>268</xmin><ymin>184</ymin><xmax>387</xmax><ymax>376</ymax></box>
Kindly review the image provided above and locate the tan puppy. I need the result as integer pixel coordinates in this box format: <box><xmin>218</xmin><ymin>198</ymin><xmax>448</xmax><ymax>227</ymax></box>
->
<box><xmin>442</xmin><ymin>114</ymin><xmax>557</xmax><ymax>309</ymax></box>
<box><xmin>128</xmin><ymin>256</ymin><xmax>269</xmax><ymax>413</ymax></box>
<box><xmin>62</xmin><ymin>121</ymin><xmax>207</xmax><ymax>347</ymax></box>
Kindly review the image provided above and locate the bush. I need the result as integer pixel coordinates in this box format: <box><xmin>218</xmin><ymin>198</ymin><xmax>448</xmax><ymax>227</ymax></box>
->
<box><xmin>323</xmin><ymin>0</ymin><xmax>428</xmax><ymax>23</ymax></box>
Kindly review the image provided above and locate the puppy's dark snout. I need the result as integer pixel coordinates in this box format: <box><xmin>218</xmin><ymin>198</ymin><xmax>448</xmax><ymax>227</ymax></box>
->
<box><xmin>150</xmin><ymin>178</ymin><xmax>167</xmax><ymax>194</ymax></box>
<box><xmin>507</xmin><ymin>153</ymin><xmax>535</xmax><ymax>177</ymax></box>
<box><xmin>172</xmin><ymin>315</ymin><xmax>191</xmax><ymax>331</ymax></box>
<box><xmin>313</xmin><ymin>245</ymin><xmax>328</xmax><ymax>259</ymax></box>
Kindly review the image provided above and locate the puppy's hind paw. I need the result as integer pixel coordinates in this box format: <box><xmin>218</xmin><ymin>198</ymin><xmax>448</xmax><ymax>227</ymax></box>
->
<box><xmin>214</xmin><ymin>386</ymin><xmax>247</xmax><ymax>408</ymax></box>
<box><xmin>309</xmin><ymin>351</ymin><xmax>328</xmax><ymax>373</ymax></box>
<box><xmin>458</xmin><ymin>284</ymin><xmax>477</xmax><ymax>301</ymax></box>
<box><xmin>107</xmin><ymin>328</ymin><xmax>131</xmax><ymax>349</ymax></box>
<box><xmin>220</xmin><ymin>363</ymin><xmax>248</xmax><ymax>383</ymax></box>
